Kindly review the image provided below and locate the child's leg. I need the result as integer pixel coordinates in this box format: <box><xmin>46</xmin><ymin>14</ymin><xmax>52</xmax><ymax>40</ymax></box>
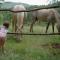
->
<box><xmin>1</xmin><ymin>46</ymin><xmax>4</xmax><ymax>53</ymax></box>
<box><xmin>0</xmin><ymin>37</ymin><xmax>5</xmax><ymax>53</ymax></box>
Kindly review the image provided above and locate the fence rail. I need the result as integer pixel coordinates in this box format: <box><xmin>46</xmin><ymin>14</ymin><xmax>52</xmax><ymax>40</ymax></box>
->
<box><xmin>7</xmin><ymin>32</ymin><xmax>60</xmax><ymax>35</ymax></box>
<box><xmin>0</xmin><ymin>5</ymin><xmax>60</xmax><ymax>12</ymax></box>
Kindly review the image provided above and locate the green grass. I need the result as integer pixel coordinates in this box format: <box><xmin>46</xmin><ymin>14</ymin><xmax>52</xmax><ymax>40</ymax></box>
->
<box><xmin>0</xmin><ymin>25</ymin><xmax>60</xmax><ymax>60</ymax></box>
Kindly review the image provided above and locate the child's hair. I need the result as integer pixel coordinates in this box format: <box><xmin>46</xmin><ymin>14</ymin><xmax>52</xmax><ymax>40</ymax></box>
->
<box><xmin>3</xmin><ymin>21</ymin><xmax>9</xmax><ymax>29</ymax></box>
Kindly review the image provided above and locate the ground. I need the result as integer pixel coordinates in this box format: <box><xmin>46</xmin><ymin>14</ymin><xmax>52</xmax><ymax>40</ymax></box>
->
<box><xmin>0</xmin><ymin>25</ymin><xmax>60</xmax><ymax>60</ymax></box>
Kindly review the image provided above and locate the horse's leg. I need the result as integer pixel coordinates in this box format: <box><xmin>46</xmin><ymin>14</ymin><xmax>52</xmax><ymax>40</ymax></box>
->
<box><xmin>15</xmin><ymin>18</ymin><xmax>17</xmax><ymax>32</ymax></box>
<box><xmin>45</xmin><ymin>22</ymin><xmax>50</xmax><ymax>33</ymax></box>
<box><xmin>12</xmin><ymin>13</ymin><xmax>17</xmax><ymax>32</ymax></box>
<box><xmin>30</xmin><ymin>21</ymin><xmax>34</xmax><ymax>32</ymax></box>
<box><xmin>16</xmin><ymin>15</ymin><xmax>24</xmax><ymax>42</ymax></box>
<box><xmin>52</xmin><ymin>22</ymin><xmax>55</xmax><ymax>33</ymax></box>
<box><xmin>30</xmin><ymin>16</ymin><xmax>38</xmax><ymax>32</ymax></box>
<box><xmin>12</xmin><ymin>15</ymin><xmax>14</xmax><ymax>32</ymax></box>
<box><xmin>30</xmin><ymin>19</ymin><xmax>37</xmax><ymax>32</ymax></box>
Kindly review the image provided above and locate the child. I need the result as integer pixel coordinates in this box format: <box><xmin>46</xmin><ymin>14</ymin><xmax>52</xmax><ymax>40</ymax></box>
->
<box><xmin>0</xmin><ymin>21</ymin><xmax>9</xmax><ymax>53</ymax></box>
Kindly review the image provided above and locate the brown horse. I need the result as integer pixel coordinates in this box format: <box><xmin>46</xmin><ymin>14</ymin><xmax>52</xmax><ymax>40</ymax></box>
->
<box><xmin>30</xmin><ymin>9</ymin><xmax>59</xmax><ymax>33</ymax></box>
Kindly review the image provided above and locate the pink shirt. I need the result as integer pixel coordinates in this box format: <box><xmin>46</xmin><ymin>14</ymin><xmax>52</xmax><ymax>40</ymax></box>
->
<box><xmin>0</xmin><ymin>26</ymin><xmax>8</xmax><ymax>37</ymax></box>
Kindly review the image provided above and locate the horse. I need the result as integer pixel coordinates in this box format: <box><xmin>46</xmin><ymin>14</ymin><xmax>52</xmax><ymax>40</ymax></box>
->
<box><xmin>30</xmin><ymin>9</ymin><xmax>59</xmax><ymax>33</ymax></box>
<box><xmin>11</xmin><ymin>5</ymin><xmax>26</xmax><ymax>41</ymax></box>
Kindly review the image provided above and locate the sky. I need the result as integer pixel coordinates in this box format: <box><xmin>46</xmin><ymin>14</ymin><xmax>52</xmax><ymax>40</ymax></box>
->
<box><xmin>4</xmin><ymin>0</ymin><xmax>49</xmax><ymax>5</ymax></box>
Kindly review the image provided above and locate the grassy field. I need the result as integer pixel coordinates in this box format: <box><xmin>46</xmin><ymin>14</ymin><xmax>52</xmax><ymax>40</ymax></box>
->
<box><xmin>0</xmin><ymin>25</ymin><xmax>60</xmax><ymax>60</ymax></box>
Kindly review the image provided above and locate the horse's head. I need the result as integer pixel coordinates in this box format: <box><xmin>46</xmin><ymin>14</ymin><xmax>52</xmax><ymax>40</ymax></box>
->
<box><xmin>56</xmin><ymin>23</ymin><xmax>60</xmax><ymax>33</ymax></box>
<box><xmin>53</xmin><ymin>9</ymin><xmax>60</xmax><ymax>33</ymax></box>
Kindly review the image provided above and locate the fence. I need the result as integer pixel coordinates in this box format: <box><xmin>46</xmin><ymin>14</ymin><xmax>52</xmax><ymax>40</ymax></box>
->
<box><xmin>1</xmin><ymin>5</ymin><xmax>60</xmax><ymax>35</ymax></box>
<box><xmin>7</xmin><ymin>32</ymin><xmax>60</xmax><ymax>35</ymax></box>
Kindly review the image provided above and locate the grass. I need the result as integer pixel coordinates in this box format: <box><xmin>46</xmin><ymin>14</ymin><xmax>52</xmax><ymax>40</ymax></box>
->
<box><xmin>23</xmin><ymin>24</ymin><xmax>58</xmax><ymax>33</ymax></box>
<box><xmin>0</xmin><ymin>25</ymin><xmax>60</xmax><ymax>60</ymax></box>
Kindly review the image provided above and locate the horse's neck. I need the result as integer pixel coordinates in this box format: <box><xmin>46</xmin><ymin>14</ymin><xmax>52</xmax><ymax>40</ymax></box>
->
<box><xmin>54</xmin><ymin>10</ymin><xmax>60</xmax><ymax>22</ymax></box>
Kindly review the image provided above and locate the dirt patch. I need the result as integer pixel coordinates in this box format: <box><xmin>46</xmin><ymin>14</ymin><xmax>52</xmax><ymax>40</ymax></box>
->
<box><xmin>41</xmin><ymin>43</ymin><xmax>60</xmax><ymax>49</ymax></box>
<box><xmin>41</xmin><ymin>43</ymin><xmax>60</xmax><ymax>55</ymax></box>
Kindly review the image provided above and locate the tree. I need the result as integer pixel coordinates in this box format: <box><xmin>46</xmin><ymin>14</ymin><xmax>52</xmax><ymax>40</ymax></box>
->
<box><xmin>48</xmin><ymin>0</ymin><xmax>59</xmax><ymax>4</ymax></box>
<box><xmin>0</xmin><ymin>0</ymin><xmax>4</xmax><ymax>8</ymax></box>
<box><xmin>0</xmin><ymin>0</ymin><xmax>4</xmax><ymax>2</ymax></box>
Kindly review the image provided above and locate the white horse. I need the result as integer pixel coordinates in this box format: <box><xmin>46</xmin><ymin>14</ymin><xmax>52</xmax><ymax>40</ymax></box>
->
<box><xmin>30</xmin><ymin>9</ymin><xmax>60</xmax><ymax>33</ymax></box>
<box><xmin>12</xmin><ymin>5</ymin><xmax>26</xmax><ymax>41</ymax></box>
<box><xmin>12</xmin><ymin>5</ymin><xmax>26</xmax><ymax>32</ymax></box>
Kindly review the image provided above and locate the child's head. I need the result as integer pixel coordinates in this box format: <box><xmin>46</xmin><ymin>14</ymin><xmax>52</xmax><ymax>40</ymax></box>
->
<box><xmin>3</xmin><ymin>21</ymin><xmax>9</xmax><ymax>29</ymax></box>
